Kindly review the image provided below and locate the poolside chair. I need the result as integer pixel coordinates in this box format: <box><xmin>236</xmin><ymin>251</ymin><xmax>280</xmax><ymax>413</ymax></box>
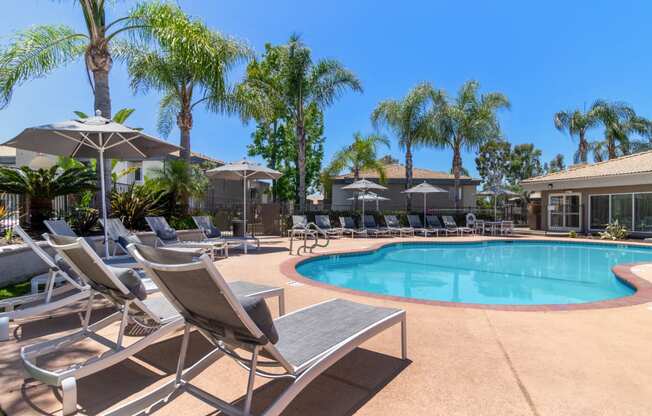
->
<box><xmin>145</xmin><ymin>216</ymin><xmax>228</xmax><ymax>259</ymax></box>
<box><xmin>117</xmin><ymin>243</ymin><xmax>406</xmax><ymax>416</ymax></box>
<box><xmin>384</xmin><ymin>215</ymin><xmax>414</xmax><ymax>237</ymax></box>
<box><xmin>500</xmin><ymin>220</ymin><xmax>514</xmax><ymax>235</ymax></box>
<box><xmin>23</xmin><ymin>234</ymin><xmax>284</xmax><ymax>416</ymax></box>
<box><xmin>0</xmin><ymin>225</ymin><xmax>89</xmax><ymax>341</ymax></box>
<box><xmin>442</xmin><ymin>216</ymin><xmax>474</xmax><ymax>235</ymax></box>
<box><xmin>426</xmin><ymin>215</ymin><xmax>455</xmax><ymax>236</ymax></box>
<box><xmin>338</xmin><ymin>216</ymin><xmax>367</xmax><ymax>238</ymax></box>
<box><xmin>474</xmin><ymin>219</ymin><xmax>486</xmax><ymax>235</ymax></box>
<box><xmin>363</xmin><ymin>215</ymin><xmax>392</xmax><ymax>238</ymax></box>
<box><xmin>465</xmin><ymin>213</ymin><xmax>477</xmax><ymax>232</ymax></box>
<box><xmin>193</xmin><ymin>215</ymin><xmax>260</xmax><ymax>251</ymax></box>
<box><xmin>314</xmin><ymin>215</ymin><xmax>343</xmax><ymax>238</ymax></box>
<box><xmin>407</xmin><ymin>214</ymin><xmax>439</xmax><ymax>237</ymax></box>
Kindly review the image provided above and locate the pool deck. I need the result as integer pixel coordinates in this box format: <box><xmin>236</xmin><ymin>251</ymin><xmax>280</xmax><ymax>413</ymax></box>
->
<box><xmin>3</xmin><ymin>234</ymin><xmax>652</xmax><ymax>415</ymax></box>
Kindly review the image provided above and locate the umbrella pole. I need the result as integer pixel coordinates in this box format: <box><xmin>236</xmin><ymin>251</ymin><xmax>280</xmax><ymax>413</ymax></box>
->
<box><xmin>494</xmin><ymin>195</ymin><xmax>497</xmax><ymax>222</ymax></box>
<box><xmin>423</xmin><ymin>193</ymin><xmax>426</xmax><ymax>223</ymax></box>
<box><xmin>362</xmin><ymin>193</ymin><xmax>365</xmax><ymax>229</ymax></box>
<box><xmin>243</xmin><ymin>172</ymin><xmax>248</xmax><ymax>254</ymax></box>
<box><xmin>98</xmin><ymin>144</ymin><xmax>109</xmax><ymax>258</ymax></box>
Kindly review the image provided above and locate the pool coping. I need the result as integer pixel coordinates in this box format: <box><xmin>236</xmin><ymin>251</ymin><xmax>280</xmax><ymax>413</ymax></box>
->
<box><xmin>279</xmin><ymin>238</ymin><xmax>652</xmax><ymax>312</ymax></box>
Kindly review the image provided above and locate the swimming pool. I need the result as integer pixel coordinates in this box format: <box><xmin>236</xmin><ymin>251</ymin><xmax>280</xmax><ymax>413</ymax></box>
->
<box><xmin>295</xmin><ymin>241</ymin><xmax>648</xmax><ymax>305</ymax></box>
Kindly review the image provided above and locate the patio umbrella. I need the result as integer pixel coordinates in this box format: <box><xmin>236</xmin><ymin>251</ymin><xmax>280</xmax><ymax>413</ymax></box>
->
<box><xmin>477</xmin><ymin>185</ymin><xmax>520</xmax><ymax>221</ymax></box>
<box><xmin>342</xmin><ymin>179</ymin><xmax>387</xmax><ymax>224</ymax></box>
<box><xmin>3</xmin><ymin>110</ymin><xmax>181</xmax><ymax>257</ymax></box>
<box><xmin>403</xmin><ymin>181</ymin><xmax>447</xmax><ymax>220</ymax></box>
<box><xmin>347</xmin><ymin>192</ymin><xmax>389</xmax><ymax>211</ymax></box>
<box><xmin>207</xmin><ymin>159</ymin><xmax>281</xmax><ymax>252</ymax></box>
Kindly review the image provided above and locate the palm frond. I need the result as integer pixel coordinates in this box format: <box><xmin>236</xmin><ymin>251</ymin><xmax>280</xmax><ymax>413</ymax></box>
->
<box><xmin>157</xmin><ymin>92</ymin><xmax>180</xmax><ymax>138</ymax></box>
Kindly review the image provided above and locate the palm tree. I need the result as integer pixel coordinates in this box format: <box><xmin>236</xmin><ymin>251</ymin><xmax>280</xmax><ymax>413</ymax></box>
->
<box><xmin>588</xmin><ymin>141</ymin><xmax>608</xmax><ymax>162</ymax></box>
<box><xmin>429</xmin><ymin>80</ymin><xmax>510</xmax><ymax>208</ymax></box>
<box><xmin>324</xmin><ymin>132</ymin><xmax>389</xmax><ymax>209</ymax></box>
<box><xmin>0</xmin><ymin>165</ymin><xmax>96</xmax><ymax>228</ymax></box>
<box><xmin>553</xmin><ymin>107</ymin><xmax>599</xmax><ymax>163</ymax></box>
<box><xmin>245</xmin><ymin>35</ymin><xmax>362</xmax><ymax>212</ymax></box>
<box><xmin>0</xmin><ymin>1</ymin><xmax>190</xmax><ymax>214</ymax></box>
<box><xmin>150</xmin><ymin>159</ymin><xmax>208</xmax><ymax>216</ymax></box>
<box><xmin>371</xmin><ymin>82</ymin><xmax>440</xmax><ymax>210</ymax></box>
<box><xmin>127</xmin><ymin>19</ymin><xmax>251</xmax><ymax>163</ymax></box>
<box><xmin>590</xmin><ymin>100</ymin><xmax>651</xmax><ymax>159</ymax></box>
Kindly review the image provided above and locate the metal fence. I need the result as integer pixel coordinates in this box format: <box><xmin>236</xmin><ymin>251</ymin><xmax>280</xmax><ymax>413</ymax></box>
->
<box><xmin>0</xmin><ymin>193</ymin><xmax>21</xmax><ymax>229</ymax></box>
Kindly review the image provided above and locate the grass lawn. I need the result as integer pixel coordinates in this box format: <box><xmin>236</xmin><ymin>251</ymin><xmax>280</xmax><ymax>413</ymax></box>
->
<box><xmin>0</xmin><ymin>280</ymin><xmax>31</xmax><ymax>300</ymax></box>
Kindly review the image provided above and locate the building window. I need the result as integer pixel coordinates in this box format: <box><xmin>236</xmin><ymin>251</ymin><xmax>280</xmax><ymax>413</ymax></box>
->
<box><xmin>589</xmin><ymin>192</ymin><xmax>652</xmax><ymax>232</ymax></box>
<box><xmin>589</xmin><ymin>195</ymin><xmax>609</xmax><ymax>229</ymax></box>
<box><xmin>635</xmin><ymin>193</ymin><xmax>652</xmax><ymax>232</ymax></box>
<box><xmin>134</xmin><ymin>167</ymin><xmax>142</xmax><ymax>181</ymax></box>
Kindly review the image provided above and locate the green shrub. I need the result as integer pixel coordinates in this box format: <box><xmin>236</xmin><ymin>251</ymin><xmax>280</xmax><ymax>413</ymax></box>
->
<box><xmin>110</xmin><ymin>184</ymin><xmax>166</xmax><ymax>230</ymax></box>
<box><xmin>66</xmin><ymin>207</ymin><xmax>99</xmax><ymax>236</ymax></box>
<box><xmin>599</xmin><ymin>220</ymin><xmax>628</xmax><ymax>240</ymax></box>
<box><xmin>568</xmin><ymin>230</ymin><xmax>577</xmax><ymax>238</ymax></box>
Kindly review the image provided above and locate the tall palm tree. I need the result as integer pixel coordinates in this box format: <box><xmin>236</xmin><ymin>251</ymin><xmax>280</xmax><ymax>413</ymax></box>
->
<box><xmin>324</xmin><ymin>132</ymin><xmax>389</xmax><ymax>209</ymax></box>
<box><xmin>245</xmin><ymin>35</ymin><xmax>362</xmax><ymax>212</ymax></box>
<box><xmin>429</xmin><ymin>80</ymin><xmax>510</xmax><ymax>208</ymax></box>
<box><xmin>0</xmin><ymin>1</ymin><xmax>191</xmax><ymax>214</ymax></box>
<box><xmin>553</xmin><ymin>107</ymin><xmax>599</xmax><ymax>163</ymax></box>
<box><xmin>127</xmin><ymin>17</ymin><xmax>251</xmax><ymax>163</ymax></box>
<box><xmin>590</xmin><ymin>100</ymin><xmax>651</xmax><ymax>159</ymax></box>
<box><xmin>371</xmin><ymin>82</ymin><xmax>440</xmax><ymax>210</ymax></box>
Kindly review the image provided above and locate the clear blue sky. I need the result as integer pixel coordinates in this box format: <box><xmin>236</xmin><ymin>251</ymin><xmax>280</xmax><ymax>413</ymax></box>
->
<box><xmin>1</xmin><ymin>0</ymin><xmax>651</xmax><ymax>177</ymax></box>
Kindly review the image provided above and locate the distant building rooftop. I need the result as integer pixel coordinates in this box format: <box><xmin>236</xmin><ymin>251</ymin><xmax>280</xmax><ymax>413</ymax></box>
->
<box><xmin>333</xmin><ymin>163</ymin><xmax>479</xmax><ymax>183</ymax></box>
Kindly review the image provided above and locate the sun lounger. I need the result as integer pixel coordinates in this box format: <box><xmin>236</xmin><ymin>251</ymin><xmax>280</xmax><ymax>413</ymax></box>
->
<box><xmin>116</xmin><ymin>243</ymin><xmax>406</xmax><ymax>416</ymax></box>
<box><xmin>407</xmin><ymin>215</ymin><xmax>439</xmax><ymax>236</ymax></box>
<box><xmin>384</xmin><ymin>215</ymin><xmax>414</xmax><ymax>237</ymax></box>
<box><xmin>426</xmin><ymin>215</ymin><xmax>455</xmax><ymax>236</ymax></box>
<box><xmin>363</xmin><ymin>215</ymin><xmax>392</xmax><ymax>237</ymax></box>
<box><xmin>22</xmin><ymin>234</ymin><xmax>284</xmax><ymax>416</ymax></box>
<box><xmin>145</xmin><ymin>216</ymin><xmax>228</xmax><ymax>259</ymax></box>
<box><xmin>442</xmin><ymin>215</ymin><xmax>474</xmax><ymax>235</ymax></box>
<box><xmin>314</xmin><ymin>215</ymin><xmax>343</xmax><ymax>238</ymax></box>
<box><xmin>0</xmin><ymin>225</ymin><xmax>89</xmax><ymax>341</ymax></box>
<box><xmin>338</xmin><ymin>216</ymin><xmax>367</xmax><ymax>238</ymax></box>
<box><xmin>193</xmin><ymin>215</ymin><xmax>260</xmax><ymax>251</ymax></box>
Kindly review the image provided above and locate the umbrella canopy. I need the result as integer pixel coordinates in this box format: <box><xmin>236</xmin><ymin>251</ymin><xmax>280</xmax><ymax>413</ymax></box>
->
<box><xmin>306</xmin><ymin>192</ymin><xmax>324</xmax><ymax>202</ymax></box>
<box><xmin>477</xmin><ymin>185</ymin><xmax>520</xmax><ymax>220</ymax></box>
<box><xmin>403</xmin><ymin>181</ymin><xmax>447</xmax><ymax>219</ymax></box>
<box><xmin>347</xmin><ymin>192</ymin><xmax>389</xmax><ymax>212</ymax></box>
<box><xmin>341</xmin><ymin>178</ymin><xmax>387</xmax><ymax>191</ymax></box>
<box><xmin>207</xmin><ymin>160</ymin><xmax>282</xmax><ymax>252</ymax></box>
<box><xmin>3</xmin><ymin>111</ymin><xmax>181</xmax><ymax>257</ymax></box>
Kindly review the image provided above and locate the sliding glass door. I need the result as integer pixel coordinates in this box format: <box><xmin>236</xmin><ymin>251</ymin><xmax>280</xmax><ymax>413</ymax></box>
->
<box><xmin>590</xmin><ymin>192</ymin><xmax>652</xmax><ymax>232</ymax></box>
<box><xmin>548</xmin><ymin>194</ymin><xmax>581</xmax><ymax>230</ymax></box>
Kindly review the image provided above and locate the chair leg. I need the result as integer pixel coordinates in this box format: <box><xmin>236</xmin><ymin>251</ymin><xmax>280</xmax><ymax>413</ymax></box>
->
<box><xmin>244</xmin><ymin>346</ymin><xmax>260</xmax><ymax>416</ymax></box>
<box><xmin>82</xmin><ymin>291</ymin><xmax>95</xmax><ymax>330</ymax></box>
<box><xmin>61</xmin><ymin>376</ymin><xmax>78</xmax><ymax>416</ymax></box>
<box><xmin>176</xmin><ymin>324</ymin><xmax>191</xmax><ymax>386</ymax></box>
<box><xmin>116</xmin><ymin>303</ymin><xmax>130</xmax><ymax>348</ymax></box>
<box><xmin>401</xmin><ymin>316</ymin><xmax>408</xmax><ymax>360</ymax></box>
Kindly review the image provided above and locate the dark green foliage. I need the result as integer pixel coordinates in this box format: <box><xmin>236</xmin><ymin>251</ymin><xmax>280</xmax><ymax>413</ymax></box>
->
<box><xmin>110</xmin><ymin>184</ymin><xmax>166</xmax><ymax>230</ymax></box>
<box><xmin>0</xmin><ymin>280</ymin><xmax>31</xmax><ymax>301</ymax></box>
<box><xmin>66</xmin><ymin>207</ymin><xmax>99</xmax><ymax>236</ymax></box>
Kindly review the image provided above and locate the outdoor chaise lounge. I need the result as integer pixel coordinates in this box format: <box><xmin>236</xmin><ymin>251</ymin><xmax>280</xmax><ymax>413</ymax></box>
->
<box><xmin>314</xmin><ymin>214</ymin><xmax>343</xmax><ymax>238</ymax></box>
<box><xmin>0</xmin><ymin>225</ymin><xmax>89</xmax><ymax>341</ymax></box>
<box><xmin>384</xmin><ymin>215</ymin><xmax>415</xmax><ymax>237</ymax></box>
<box><xmin>426</xmin><ymin>215</ymin><xmax>454</xmax><ymax>236</ymax></box>
<box><xmin>338</xmin><ymin>216</ymin><xmax>367</xmax><ymax>238</ymax></box>
<box><xmin>442</xmin><ymin>215</ymin><xmax>474</xmax><ymax>235</ymax></box>
<box><xmin>363</xmin><ymin>215</ymin><xmax>392</xmax><ymax>237</ymax></box>
<box><xmin>407</xmin><ymin>215</ymin><xmax>439</xmax><ymax>237</ymax></box>
<box><xmin>114</xmin><ymin>243</ymin><xmax>406</xmax><ymax>416</ymax></box>
<box><xmin>193</xmin><ymin>215</ymin><xmax>260</xmax><ymax>251</ymax></box>
<box><xmin>145</xmin><ymin>216</ymin><xmax>228</xmax><ymax>259</ymax></box>
<box><xmin>22</xmin><ymin>234</ymin><xmax>285</xmax><ymax>416</ymax></box>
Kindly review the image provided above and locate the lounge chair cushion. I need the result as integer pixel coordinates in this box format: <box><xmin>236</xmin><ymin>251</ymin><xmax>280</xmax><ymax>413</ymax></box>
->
<box><xmin>157</xmin><ymin>228</ymin><xmax>178</xmax><ymax>242</ymax></box>
<box><xmin>204</xmin><ymin>224</ymin><xmax>222</xmax><ymax>239</ymax></box>
<box><xmin>239</xmin><ymin>295</ymin><xmax>278</xmax><ymax>344</ymax></box>
<box><xmin>107</xmin><ymin>266</ymin><xmax>148</xmax><ymax>300</ymax></box>
<box><xmin>118</xmin><ymin>234</ymin><xmax>142</xmax><ymax>249</ymax></box>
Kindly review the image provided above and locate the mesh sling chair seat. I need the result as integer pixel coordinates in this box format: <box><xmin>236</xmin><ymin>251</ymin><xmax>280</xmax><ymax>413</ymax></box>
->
<box><xmin>146</xmin><ymin>216</ymin><xmax>228</xmax><ymax>259</ymax></box>
<box><xmin>441</xmin><ymin>216</ymin><xmax>474</xmax><ymax>235</ymax></box>
<box><xmin>0</xmin><ymin>225</ymin><xmax>90</xmax><ymax>341</ymax></box>
<box><xmin>407</xmin><ymin>215</ymin><xmax>439</xmax><ymax>237</ymax></box>
<box><xmin>426</xmin><ymin>215</ymin><xmax>456</xmax><ymax>236</ymax></box>
<box><xmin>22</xmin><ymin>235</ymin><xmax>285</xmax><ymax>416</ymax></box>
<box><xmin>193</xmin><ymin>215</ymin><xmax>260</xmax><ymax>251</ymax></box>
<box><xmin>362</xmin><ymin>215</ymin><xmax>392</xmax><ymax>238</ymax></box>
<box><xmin>116</xmin><ymin>244</ymin><xmax>407</xmax><ymax>416</ymax></box>
<box><xmin>338</xmin><ymin>216</ymin><xmax>367</xmax><ymax>238</ymax></box>
<box><xmin>384</xmin><ymin>215</ymin><xmax>415</xmax><ymax>237</ymax></box>
<box><xmin>314</xmin><ymin>215</ymin><xmax>343</xmax><ymax>238</ymax></box>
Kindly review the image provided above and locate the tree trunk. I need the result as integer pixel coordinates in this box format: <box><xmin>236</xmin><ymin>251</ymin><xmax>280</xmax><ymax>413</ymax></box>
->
<box><xmin>405</xmin><ymin>142</ymin><xmax>413</xmax><ymax>211</ymax></box>
<box><xmin>452</xmin><ymin>140</ymin><xmax>463</xmax><ymax>209</ymax></box>
<box><xmin>297</xmin><ymin>118</ymin><xmax>306</xmax><ymax>213</ymax></box>
<box><xmin>578</xmin><ymin>130</ymin><xmax>588</xmax><ymax>163</ymax></box>
<box><xmin>606</xmin><ymin>133</ymin><xmax>617</xmax><ymax>159</ymax></box>
<box><xmin>177</xmin><ymin>103</ymin><xmax>193</xmax><ymax>215</ymax></box>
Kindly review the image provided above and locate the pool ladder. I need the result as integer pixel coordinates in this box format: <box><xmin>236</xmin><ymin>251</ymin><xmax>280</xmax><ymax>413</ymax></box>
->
<box><xmin>289</xmin><ymin>222</ymin><xmax>330</xmax><ymax>255</ymax></box>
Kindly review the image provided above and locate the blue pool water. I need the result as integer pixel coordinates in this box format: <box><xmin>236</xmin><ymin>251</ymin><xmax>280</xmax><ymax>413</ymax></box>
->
<box><xmin>295</xmin><ymin>241</ymin><xmax>647</xmax><ymax>305</ymax></box>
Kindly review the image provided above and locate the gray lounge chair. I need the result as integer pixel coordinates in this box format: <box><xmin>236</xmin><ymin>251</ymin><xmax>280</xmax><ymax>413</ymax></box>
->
<box><xmin>145</xmin><ymin>216</ymin><xmax>228</xmax><ymax>259</ymax></box>
<box><xmin>407</xmin><ymin>215</ymin><xmax>439</xmax><ymax>237</ymax></box>
<box><xmin>193</xmin><ymin>215</ymin><xmax>260</xmax><ymax>251</ymax></box>
<box><xmin>0</xmin><ymin>225</ymin><xmax>88</xmax><ymax>341</ymax></box>
<box><xmin>117</xmin><ymin>243</ymin><xmax>406</xmax><ymax>416</ymax></box>
<box><xmin>426</xmin><ymin>215</ymin><xmax>454</xmax><ymax>236</ymax></box>
<box><xmin>314</xmin><ymin>215</ymin><xmax>343</xmax><ymax>238</ymax></box>
<box><xmin>442</xmin><ymin>215</ymin><xmax>474</xmax><ymax>235</ymax></box>
<box><xmin>384</xmin><ymin>215</ymin><xmax>414</xmax><ymax>237</ymax></box>
<box><xmin>363</xmin><ymin>215</ymin><xmax>392</xmax><ymax>237</ymax></box>
<box><xmin>338</xmin><ymin>216</ymin><xmax>367</xmax><ymax>238</ymax></box>
<box><xmin>22</xmin><ymin>234</ymin><xmax>284</xmax><ymax>416</ymax></box>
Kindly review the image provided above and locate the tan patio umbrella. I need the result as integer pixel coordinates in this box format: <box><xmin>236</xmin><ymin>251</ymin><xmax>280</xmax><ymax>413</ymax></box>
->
<box><xmin>2</xmin><ymin>110</ymin><xmax>181</xmax><ymax>257</ymax></box>
<box><xmin>403</xmin><ymin>181</ymin><xmax>447</xmax><ymax>220</ymax></box>
<box><xmin>207</xmin><ymin>159</ymin><xmax>281</xmax><ymax>252</ymax></box>
<box><xmin>347</xmin><ymin>192</ymin><xmax>389</xmax><ymax>211</ymax></box>
<box><xmin>342</xmin><ymin>179</ymin><xmax>387</xmax><ymax>224</ymax></box>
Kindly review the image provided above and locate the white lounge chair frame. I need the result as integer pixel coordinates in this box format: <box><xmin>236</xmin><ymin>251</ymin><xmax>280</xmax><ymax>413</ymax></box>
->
<box><xmin>110</xmin><ymin>246</ymin><xmax>406</xmax><ymax>416</ymax></box>
<box><xmin>384</xmin><ymin>215</ymin><xmax>415</xmax><ymax>237</ymax></box>
<box><xmin>193</xmin><ymin>215</ymin><xmax>260</xmax><ymax>252</ymax></box>
<box><xmin>338</xmin><ymin>216</ymin><xmax>368</xmax><ymax>238</ymax></box>
<box><xmin>145</xmin><ymin>216</ymin><xmax>228</xmax><ymax>259</ymax></box>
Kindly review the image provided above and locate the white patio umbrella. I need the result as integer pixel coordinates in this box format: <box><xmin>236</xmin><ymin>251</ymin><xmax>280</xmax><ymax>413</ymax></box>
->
<box><xmin>477</xmin><ymin>185</ymin><xmax>520</xmax><ymax>221</ymax></box>
<box><xmin>3</xmin><ymin>110</ymin><xmax>181</xmax><ymax>257</ymax></box>
<box><xmin>342</xmin><ymin>179</ymin><xmax>387</xmax><ymax>223</ymax></box>
<box><xmin>207</xmin><ymin>159</ymin><xmax>281</xmax><ymax>252</ymax></box>
<box><xmin>403</xmin><ymin>181</ymin><xmax>447</xmax><ymax>220</ymax></box>
<box><xmin>347</xmin><ymin>192</ymin><xmax>389</xmax><ymax>211</ymax></box>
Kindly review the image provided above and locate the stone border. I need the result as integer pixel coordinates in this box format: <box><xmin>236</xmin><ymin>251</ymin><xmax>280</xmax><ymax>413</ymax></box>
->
<box><xmin>279</xmin><ymin>238</ymin><xmax>652</xmax><ymax>312</ymax></box>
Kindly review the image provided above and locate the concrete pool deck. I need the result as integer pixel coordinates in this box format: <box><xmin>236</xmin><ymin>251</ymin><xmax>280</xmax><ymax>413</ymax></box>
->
<box><xmin>2</xmin><ymin>234</ymin><xmax>652</xmax><ymax>415</ymax></box>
